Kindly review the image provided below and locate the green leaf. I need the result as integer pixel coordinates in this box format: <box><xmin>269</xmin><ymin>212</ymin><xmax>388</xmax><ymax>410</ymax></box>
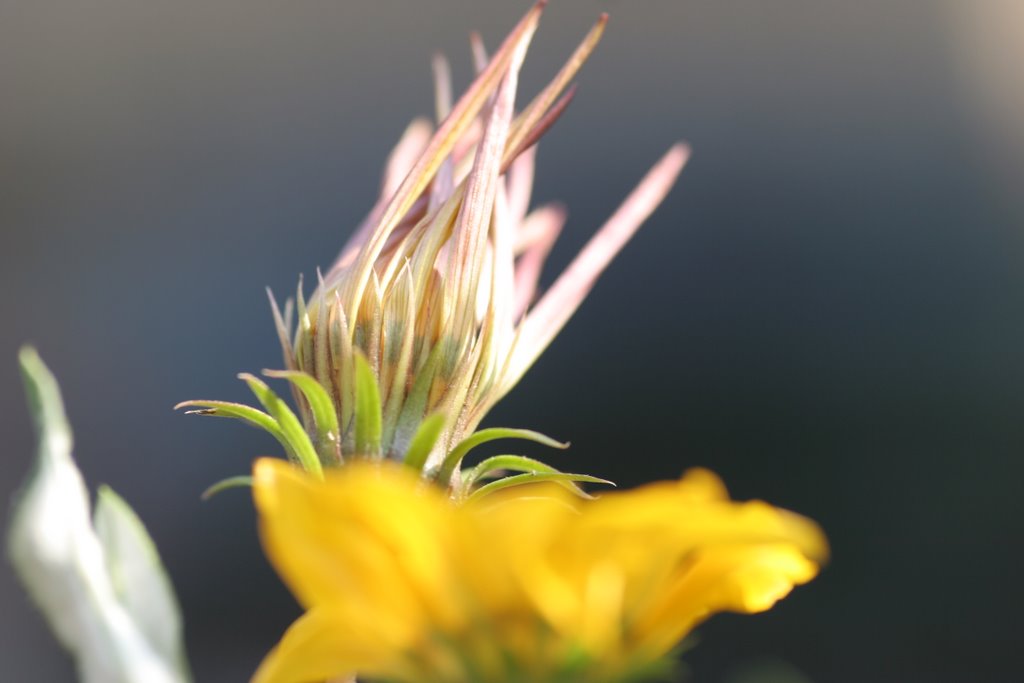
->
<box><xmin>438</xmin><ymin>427</ymin><xmax>569</xmax><ymax>483</ymax></box>
<box><xmin>263</xmin><ymin>370</ymin><xmax>340</xmax><ymax>464</ymax></box>
<box><xmin>402</xmin><ymin>412</ymin><xmax>448</xmax><ymax>473</ymax></box>
<box><xmin>466</xmin><ymin>471</ymin><xmax>613</xmax><ymax>504</ymax></box>
<box><xmin>94</xmin><ymin>487</ymin><xmax>191</xmax><ymax>680</ymax></box>
<box><xmin>9</xmin><ymin>347</ymin><xmax>191</xmax><ymax>683</ymax></box>
<box><xmin>239</xmin><ymin>374</ymin><xmax>323</xmax><ymax>479</ymax></box>
<box><xmin>353</xmin><ymin>352</ymin><xmax>383</xmax><ymax>458</ymax></box>
<box><xmin>199</xmin><ymin>475</ymin><xmax>254</xmax><ymax>501</ymax></box>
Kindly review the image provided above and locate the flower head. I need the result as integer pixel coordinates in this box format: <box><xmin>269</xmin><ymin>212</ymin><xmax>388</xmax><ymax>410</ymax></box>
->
<box><xmin>250</xmin><ymin>458</ymin><xmax>828</xmax><ymax>683</ymax></box>
<box><xmin>180</xmin><ymin>2</ymin><xmax>687</xmax><ymax>492</ymax></box>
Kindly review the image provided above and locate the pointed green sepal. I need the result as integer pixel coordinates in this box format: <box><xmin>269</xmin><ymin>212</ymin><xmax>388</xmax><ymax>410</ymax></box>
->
<box><xmin>174</xmin><ymin>399</ymin><xmax>299</xmax><ymax>463</ymax></box>
<box><xmin>263</xmin><ymin>370</ymin><xmax>340</xmax><ymax>465</ymax></box>
<box><xmin>353</xmin><ymin>352</ymin><xmax>383</xmax><ymax>458</ymax></box>
<box><xmin>438</xmin><ymin>427</ymin><xmax>569</xmax><ymax>484</ymax></box>
<box><xmin>174</xmin><ymin>399</ymin><xmax>281</xmax><ymax>437</ymax></box>
<box><xmin>200</xmin><ymin>475</ymin><xmax>255</xmax><ymax>501</ymax></box>
<box><xmin>459</xmin><ymin>454</ymin><xmax>602</xmax><ymax>500</ymax></box>
<box><xmin>238</xmin><ymin>373</ymin><xmax>322</xmax><ymax>478</ymax></box>
<box><xmin>402</xmin><ymin>412</ymin><xmax>448</xmax><ymax>472</ymax></box>
<box><xmin>390</xmin><ymin>345</ymin><xmax>443</xmax><ymax>458</ymax></box>
<box><xmin>465</xmin><ymin>471</ymin><xmax>613</xmax><ymax>504</ymax></box>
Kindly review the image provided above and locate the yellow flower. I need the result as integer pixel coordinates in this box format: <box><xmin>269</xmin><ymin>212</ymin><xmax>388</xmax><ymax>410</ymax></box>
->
<box><xmin>250</xmin><ymin>459</ymin><xmax>828</xmax><ymax>683</ymax></box>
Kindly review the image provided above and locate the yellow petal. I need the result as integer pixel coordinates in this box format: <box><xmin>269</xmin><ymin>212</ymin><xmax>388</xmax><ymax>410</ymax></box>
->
<box><xmin>252</xmin><ymin>459</ymin><xmax>459</xmax><ymax>628</ymax></box>
<box><xmin>251</xmin><ymin>604</ymin><xmax>415</xmax><ymax>683</ymax></box>
<box><xmin>252</xmin><ymin>462</ymin><xmax>827</xmax><ymax>681</ymax></box>
<box><xmin>473</xmin><ymin>488</ymin><xmax>585</xmax><ymax>634</ymax></box>
<box><xmin>571</xmin><ymin>469</ymin><xmax>828</xmax><ymax>570</ymax></box>
<box><xmin>490</xmin><ymin>469</ymin><xmax>827</xmax><ymax>666</ymax></box>
<box><xmin>632</xmin><ymin>542</ymin><xmax>820</xmax><ymax>656</ymax></box>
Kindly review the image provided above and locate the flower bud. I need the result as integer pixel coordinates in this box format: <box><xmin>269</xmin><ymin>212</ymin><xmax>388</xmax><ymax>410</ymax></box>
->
<box><xmin>274</xmin><ymin>6</ymin><xmax>688</xmax><ymax>473</ymax></box>
<box><xmin>184</xmin><ymin>2</ymin><xmax>688</xmax><ymax>491</ymax></box>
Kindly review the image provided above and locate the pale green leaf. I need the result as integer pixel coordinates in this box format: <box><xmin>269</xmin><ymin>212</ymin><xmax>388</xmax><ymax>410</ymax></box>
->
<box><xmin>94</xmin><ymin>487</ymin><xmax>191</xmax><ymax>680</ymax></box>
<box><xmin>8</xmin><ymin>347</ymin><xmax>190</xmax><ymax>683</ymax></box>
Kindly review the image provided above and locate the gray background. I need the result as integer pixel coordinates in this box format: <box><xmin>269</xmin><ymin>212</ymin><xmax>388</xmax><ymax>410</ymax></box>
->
<box><xmin>2</xmin><ymin>1</ymin><xmax>1023</xmax><ymax>681</ymax></box>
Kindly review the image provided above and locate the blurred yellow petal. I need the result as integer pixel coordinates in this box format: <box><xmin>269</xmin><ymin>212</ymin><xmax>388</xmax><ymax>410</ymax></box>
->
<box><xmin>475</xmin><ymin>490</ymin><xmax>585</xmax><ymax>639</ymax></box>
<box><xmin>252</xmin><ymin>460</ymin><xmax>826</xmax><ymax>683</ymax></box>
<box><xmin>252</xmin><ymin>458</ymin><xmax>460</xmax><ymax>629</ymax></box>
<box><xmin>490</xmin><ymin>470</ymin><xmax>827</xmax><ymax>668</ymax></box>
<box><xmin>633</xmin><ymin>543</ymin><xmax>821</xmax><ymax>656</ymax></box>
<box><xmin>251</xmin><ymin>604</ymin><xmax>415</xmax><ymax>683</ymax></box>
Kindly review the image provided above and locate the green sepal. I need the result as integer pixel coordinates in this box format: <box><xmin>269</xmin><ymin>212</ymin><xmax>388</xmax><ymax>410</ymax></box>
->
<box><xmin>353</xmin><ymin>353</ymin><xmax>383</xmax><ymax>458</ymax></box>
<box><xmin>460</xmin><ymin>454</ymin><xmax>600</xmax><ymax>499</ymax></box>
<box><xmin>238</xmin><ymin>373</ymin><xmax>322</xmax><ymax>479</ymax></box>
<box><xmin>390</xmin><ymin>345</ymin><xmax>443</xmax><ymax>459</ymax></box>
<box><xmin>174</xmin><ymin>399</ymin><xmax>292</xmax><ymax>456</ymax></box>
<box><xmin>466</xmin><ymin>471</ymin><xmax>613</xmax><ymax>504</ymax></box>
<box><xmin>200</xmin><ymin>475</ymin><xmax>254</xmax><ymax>501</ymax></box>
<box><xmin>263</xmin><ymin>370</ymin><xmax>340</xmax><ymax>465</ymax></box>
<box><xmin>402</xmin><ymin>412</ymin><xmax>447</xmax><ymax>473</ymax></box>
<box><xmin>437</xmin><ymin>427</ymin><xmax>569</xmax><ymax>484</ymax></box>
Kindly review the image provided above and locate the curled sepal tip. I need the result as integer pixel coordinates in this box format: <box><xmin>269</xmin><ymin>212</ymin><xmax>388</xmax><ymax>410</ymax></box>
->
<box><xmin>437</xmin><ymin>426</ymin><xmax>569</xmax><ymax>484</ymax></box>
<box><xmin>200</xmin><ymin>475</ymin><xmax>255</xmax><ymax>501</ymax></box>
<box><xmin>459</xmin><ymin>453</ymin><xmax>613</xmax><ymax>502</ymax></box>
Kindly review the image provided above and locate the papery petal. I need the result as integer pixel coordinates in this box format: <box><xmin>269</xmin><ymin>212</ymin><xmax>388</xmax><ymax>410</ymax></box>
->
<box><xmin>429</xmin><ymin>54</ymin><xmax>455</xmax><ymax>213</ymax></box>
<box><xmin>506</xmin><ymin>140</ymin><xmax>536</xmax><ymax>227</ymax></box>
<box><xmin>506</xmin><ymin>14</ymin><xmax>607</xmax><ymax>170</ymax></box>
<box><xmin>511</xmin><ymin>203</ymin><xmax>566</xmax><ymax>319</ymax></box>
<box><xmin>504</xmin><ymin>144</ymin><xmax>690</xmax><ymax>393</ymax></box>
<box><xmin>444</xmin><ymin>24</ymin><xmax>529</xmax><ymax>342</ymax></box>
<box><xmin>333</xmin><ymin>118</ymin><xmax>433</xmax><ymax>274</ymax></box>
<box><xmin>342</xmin><ymin>2</ymin><xmax>544</xmax><ymax>326</ymax></box>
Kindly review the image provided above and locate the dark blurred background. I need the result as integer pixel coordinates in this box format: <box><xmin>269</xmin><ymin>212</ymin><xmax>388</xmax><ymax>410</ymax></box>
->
<box><xmin>3</xmin><ymin>1</ymin><xmax>1023</xmax><ymax>681</ymax></box>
